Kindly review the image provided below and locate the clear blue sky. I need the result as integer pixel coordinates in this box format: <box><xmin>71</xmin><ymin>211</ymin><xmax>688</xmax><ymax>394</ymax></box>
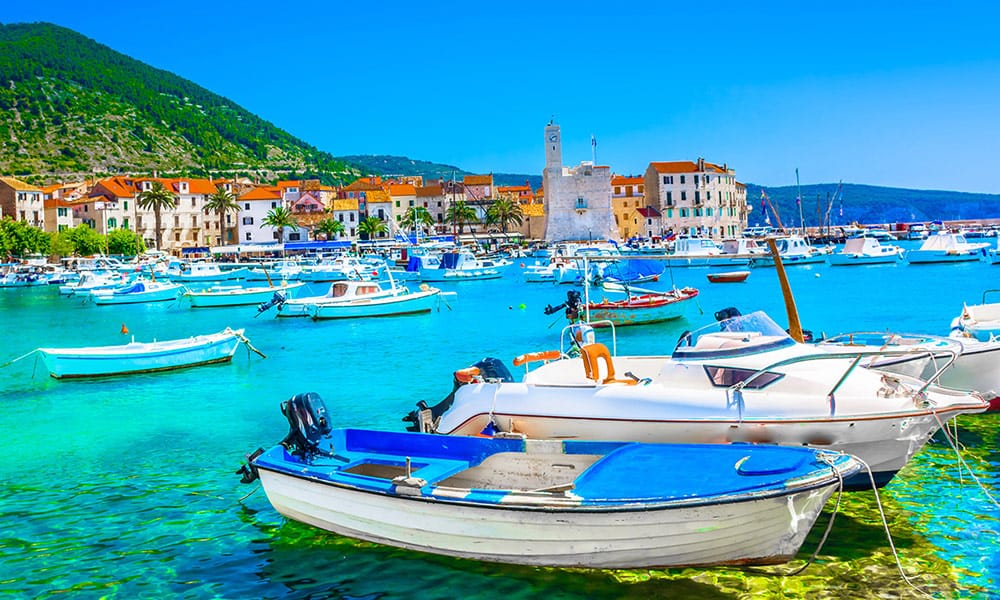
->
<box><xmin>4</xmin><ymin>1</ymin><xmax>1000</xmax><ymax>192</ymax></box>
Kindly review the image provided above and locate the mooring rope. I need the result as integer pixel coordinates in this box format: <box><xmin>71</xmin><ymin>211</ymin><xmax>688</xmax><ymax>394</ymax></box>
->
<box><xmin>930</xmin><ymin>410</ymin><xmax>1000</xmax><ymax>509</ymax></box>
<box><xmin>228</xmin><ymin>328</ymin><xmax>266</xmax><ymax>359</ymax></box>
<box><xmin>0</xmin><ymin>348</ymin><xmax>39</xmax><ymax>370</ymax></box>
<box><xmin>237</xmin><ymin>485</ymin><xmax>260</xmax><ymax>503</ymax></box>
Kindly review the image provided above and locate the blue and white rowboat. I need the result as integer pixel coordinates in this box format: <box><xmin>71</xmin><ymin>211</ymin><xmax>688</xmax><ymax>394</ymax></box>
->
<box><xmin>243</xmin><ymin>392</ymin><xmax>860</xmax><ymax>569</ymax></box>
<box><xmin>37</xmin><ymin>328</ymin><xmax>248</xmax><ymax>378</ymax></box>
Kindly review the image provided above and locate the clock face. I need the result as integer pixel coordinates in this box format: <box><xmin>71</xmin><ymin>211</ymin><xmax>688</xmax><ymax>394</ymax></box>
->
<box><xmin>548</xmin><ymin>133</ymin><xmax>558</xmax><ymax>142</ymax></box>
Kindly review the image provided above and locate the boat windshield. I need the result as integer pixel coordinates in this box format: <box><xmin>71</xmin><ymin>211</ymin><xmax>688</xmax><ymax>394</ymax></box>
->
<box><xmin>672</xmin><ymin>311</ymin><xmax>795</xmax><ymax>359</ymax></box>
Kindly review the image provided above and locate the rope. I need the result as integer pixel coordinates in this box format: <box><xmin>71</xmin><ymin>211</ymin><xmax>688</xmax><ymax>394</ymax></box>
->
<box><xmin>854</xmin><ymin>456</ymin><xmax>934</xmax><ymax>598</ymax></box>
<box><xmin>745</xmin><ymin>451</ymin><xmax>846</xmax><ymax>576</ymax></box>
<box><xmin>229</xmin><ymin>329</ymin><xmax>266</xmax><ymax>359</ymax></box>
<box><xmin>0</xmin><ymin>348</ymin><xmax>39</xmax><ymax>370</ymax></box>
<box><xmin>930</xmin><ymin>409</ymin><xmax>1000</xmax><ymax>508</ymax></box>
<box><xmin>237</xmin><ymin>484</ymin><xmax>260</xmax><ymax>503</ymax></box>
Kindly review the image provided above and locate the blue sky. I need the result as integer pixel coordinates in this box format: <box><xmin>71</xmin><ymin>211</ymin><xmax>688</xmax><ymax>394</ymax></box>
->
<box><xmin>4</xmin><ymin>1</ymin><xmax>1000</xmax><ymax>192</ymax></box>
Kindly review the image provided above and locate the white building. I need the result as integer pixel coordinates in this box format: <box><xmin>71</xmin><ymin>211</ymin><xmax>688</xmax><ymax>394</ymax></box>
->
<box><xmin>237</xmin><ymin>186</ymin><xmax>286</xmax><ymax>244</ymax></box>
<box><xmin>542</xmin><ymin>123</ymin><xmax>618</xmax><ymax>242</ymax></box>
<box><xmin>643</xmin><ymin>159</ymin><xmax>750</xmax><ymax>240</ymax></box>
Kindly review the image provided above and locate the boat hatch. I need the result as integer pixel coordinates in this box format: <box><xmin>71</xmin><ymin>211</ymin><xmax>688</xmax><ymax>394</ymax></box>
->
<box><xmin>703</xmin><ymin>366</ymin><xmax>784</xmax><ymax>389</ymax></box>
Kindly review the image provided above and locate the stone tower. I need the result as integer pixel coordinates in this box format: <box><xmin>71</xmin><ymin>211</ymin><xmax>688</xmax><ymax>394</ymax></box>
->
<box><xmin>542</xmin><ymin>123</ymin><xmax>617</xmax><ymax>242</ymax></box>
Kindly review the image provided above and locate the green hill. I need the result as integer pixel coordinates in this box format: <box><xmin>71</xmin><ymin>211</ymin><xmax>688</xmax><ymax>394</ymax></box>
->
<box><xmin>0</xmin><ymin>22</ymin><xmax>356</xmax><ymax>183</ymax></box>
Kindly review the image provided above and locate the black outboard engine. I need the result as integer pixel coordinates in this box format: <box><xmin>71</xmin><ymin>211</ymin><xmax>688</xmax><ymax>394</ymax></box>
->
<box><xmin>403</xmin><ymin>357</ymin><xmax>513</xmax><ymax>433</ymax></box>
<box><xmin>544</xmin><ymin>290</ymin><xmax>583</xmax><ymax>321</ymax></box>
<box><xmin>257</xmin><ymin>290</ymin><xmax>287</xmax><ymax>313</ymax></box>
<box><xmin>714</xmin><ymin>306</ymin><xmax>742</xmax><ymax>321</ymax></box>
<box><xmin>280</xmin><ymin>392</ymin><xmax>333</xmax><ymax>457</ymax></box>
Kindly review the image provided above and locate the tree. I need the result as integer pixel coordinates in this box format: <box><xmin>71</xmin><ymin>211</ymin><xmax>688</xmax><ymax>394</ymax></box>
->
<box><xmin>357</xmin><ymin>216</ymin><xmax>387</xmax><ymax>241</ymax></box>
<box><xmin>445</xmin><ymin>200</ymin><xmax>478</xmax><ymax>234</ymax></box>
<box><xmin>204</xmin><ymin>186</ymin><xmax>240</xmax><ymax>245</ymax></box>
<box><xmin>486</xmin><ymin>198</ymin><xmax>524</xmax><ymax>233</ymax></box>
<box><xmin>107</xmin><ymin>228</ymin><xmax>147</xmax><ymax>256</ymax></box>
<box><xmin>65</xmin><ymin>224</ymin><xmax>106</xmax><ymax>255</ymax></box>
<box><xmin>400</xmin><ymin>206</ymin><xmax>434</xmax><ymax>235</ymax></box>
<box><xmin>313</xmin><ymin>218</ymin><xmax>345</xmax><ymax>241</ymax></box>
<box><xmin>136</xmin><ymin>181</ymin><xmax>176</xmax><ymax>250</ymax></box>
<box><xmin>0</xmin><ymin>217</ymin><xmax>51</xmax><ymax>257</ymax></box>
<box><xmin>261</xmin><ymin>206</ymin><xmax>299</xmax><ymax>256</ymax></box>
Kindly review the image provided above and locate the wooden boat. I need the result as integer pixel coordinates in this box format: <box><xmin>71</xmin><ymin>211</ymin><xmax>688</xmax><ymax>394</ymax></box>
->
<box><xmin>706</xmin><ymin>270</ymin><xmax>750</xmax><ymax>283</ymax></box>
<box><xmin>90</xmin><ymin>280</ymin><xmax>185</xmax><ymax>305</ymax></box>
<box><xmin>183</xmin><ymin>282</ymin><xmax>306</xmax><ymax>308</ymax></box>
<box><xmin>242</xmin><ymin>392</ymin><xmax>860</xmax><ymax>568</ymax></box>
<box><xmin>585</xmin><ymin>283</ymin><xmax>699</xmax><ymax>327</ymax></box>
<box><xmin>37</xmin><ymin>328</ymin><xmax>248</xmax><ymax>379</ymax></box>
<box><xmin>404</xmin><ymin>310</ymin><xmax>988</xmax><ymax>489</ymax></box>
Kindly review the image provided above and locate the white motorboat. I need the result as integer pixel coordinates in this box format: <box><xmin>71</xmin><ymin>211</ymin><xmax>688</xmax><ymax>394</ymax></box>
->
<box><xmin>906</xmin><ymin>233</ymin><xmax>988</xmax><ymax>264</ymax></box>
<box><xmin>58</xmin><ymin>271</ymin><xmax>130</xmax><ymax>296</ymax></box>
<box><xmin>90</xmin><ymin>280</ymin><xmax>185</xmax><ymax>305</ymax></box>
<box><xmin>827</xmin><ymin>237</ymin><xmax>905</xmax><ymax>266</ymax></box>
<box><xmin>752</xmin><ymin>236</ymin><xmax>829</xmax><ymax>267</ymax></box>
<box><xmin>406</xmin><ymin>250</ymin><xmax>502</xmax><ymax>282</ymax></box>
<box><xmin>272</xmin><ymin>278</ymin><xmax>440</xmax><ymax>319</ymax></box>
<box><xmin>950</xmin><ymin>290</ymin><xmax>1000</xmax><ymax>342</ymax></box>
<box><xmin>404</xmin><ymin>310</ymin><xmax>987</xmax><ymax>489</ymax></box>
<box><xmin>664</xmin><ymin>238</ymin><xmax>751</xmax><ymax>267</ymax></box>
<box><xmin>183</xmin><ymin>282</ymin><xmax>306</xmax><ymax>308</ymax></box>
<box><xmin>167</xmin><ymin>262</ymin><xmax>250</xmax><ymax>282</ymax></box>
<box><xmin>242</xmin><ymin>392</ymin><xmax>860</xmax><ymax>568</ymax></box>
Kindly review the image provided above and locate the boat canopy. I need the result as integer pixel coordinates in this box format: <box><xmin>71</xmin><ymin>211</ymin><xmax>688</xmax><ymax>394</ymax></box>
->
<box><xmin>672</xmin><ymin>311</ymin><xmax>795</xmax><ymax>359</ymax></box>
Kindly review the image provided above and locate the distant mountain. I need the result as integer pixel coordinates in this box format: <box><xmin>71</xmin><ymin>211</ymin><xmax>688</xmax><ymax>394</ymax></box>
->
<box><xmin>745</xmin><ymin>183</ymin><xmax>1000</xmax><ymax>227</ymax></box>
<box><xmin>342</xmin><ymin>154</ymin><xmax>542</xmax><ymax>189</ymax></box>
<box><xmin>0</xmin><ymin>22</ymin><xmax>356</xmax><ymax>183</ymax></box>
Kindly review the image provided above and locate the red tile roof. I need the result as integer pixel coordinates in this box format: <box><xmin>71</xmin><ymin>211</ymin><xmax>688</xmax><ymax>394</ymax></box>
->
<box><xmin>611</xmin><ymin>176</ymin><xmax>644</xmax><ymax>186</ymax></box>
<box><xmin>239</xmin><ymin>186</ymin><xmax>282</xmax><ymax>201</ymax></box>
<box><xmin>648</xmin><ymin>161</ymin><xmax>728</xmax><ymax>174</ymax></box>
<box><xmin>388</xmin><ymin>183</ymin><xmax>417</xmax><ymax>196</ymax></box>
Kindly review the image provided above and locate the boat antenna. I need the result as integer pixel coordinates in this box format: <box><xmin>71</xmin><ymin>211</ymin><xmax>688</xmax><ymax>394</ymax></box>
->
<box><xmin>766</xmin><ymin>238</ymin><xmax>804</xmax><ymax>342</ymax></box>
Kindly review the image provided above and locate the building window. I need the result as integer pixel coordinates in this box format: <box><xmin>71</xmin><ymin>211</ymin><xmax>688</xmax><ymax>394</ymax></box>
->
<box><xmin>638</xmin><ymin>185</ymin><xmax>644</xmax><ymax>194</ymax></box>
<box><xmin>57</xmin><ymin>208</ymin><xmax>67</xmax><ymax>217</ymax></box>
<box><xmin>271</xmin><ymin>202</ymin><xmax>277</xmax><ymax>209</ymax></box>
<box><xmin>289</xmin><ymin>232</ymin><xmax>301</xmax><ymax>241</ymax></box>
<box><xmin>242</xmin><ymin>217</ymin><xmax>254</xmax><ymax>225</ymax></box>
<box><xmin>695</xmin><ymin>191</ymin><xmax>700</xmax><ymax>203</ymax></box>
<box><xmin>575</xmin><ymin>197</ymin><xmax>586</xmax><ymax>209</ymax></box>
<box><xmin>395</xmin><ymin>201</ymin><xmax>400</xmax><ymax>207</ymax></box>
<box><xmin>681</xmin><ymin>208</ymin><xmax>689</xmax><ymax>217</ymax></box>
<box><xmin>615</xmin><ymin>186</ymin><xmax>622</xmax><ymax>195</ymax></box>
<box><xmin>244</xmin><ymin>203</ymin><xmax>250</xmax><ymax>210</ymax></box>
<box><xmin>681</xmin><ymin>191</ymin><xmax>687</xmax><ymax>201</ymax></box>
<box><xmin>245</xmin><ymin>232</ymin><xmax>252</xmax><ymax>241</ymax></box>
<box><xmin>350</xmin><ymin>213</ymin><xmax>355</xmax><ymax>222</ymax></box>
<box><xmin>123</xmin><ymin>201</ymin><xmax>128</xmax><ymax>210</ymax></box>
<box><xmin>191</xmin><ymin>197</ymin><xmax>196</xmax><ymax>207</ymax></box>
<box><xmin>123</xmin><ymin>218</ymin><xmax>129</xmax><ymax>229</ymax></box>
<box><xmin>707</xmin><ymin>208</ymin><xmax>713</xmax><ymax>217</ymax></box>
<box><xmin>680</xmin><ymin>175</ymin><xmax>685</xmax><ymax>184</ymax></box>
<box><xmin>174</xmin><ymin>233</ymin><xmax>181</xmax><ymax>242</ymax></box>
<box><xmin>107</xmin><ymin>218</ymin><xmax>117</xmax><ymax>228</ymax></box>
<box><xmin>666</xmin><ymin>191</ymin><xmax>673</xmax><ymax>205</ymax></box>
<box><xmin>667</xmin><ymin>209</ymin><xmax>673</xmax><ymax>218</ymax></box>
<box><xmin>191</xmin><ymin>216</ymin><xmax>198</xmax><ymax>227</ymax></box>
<box><xmin>174</xmin><ymin>216</ymin><xmax>180</xmax><ymax>227</ymax></box>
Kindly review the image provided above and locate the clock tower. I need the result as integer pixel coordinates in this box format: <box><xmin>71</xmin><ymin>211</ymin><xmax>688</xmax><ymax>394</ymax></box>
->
<box><xmin>544</xmin><ymin>123</ymin><xmax>561</xmax><ymax>171</ymax></box>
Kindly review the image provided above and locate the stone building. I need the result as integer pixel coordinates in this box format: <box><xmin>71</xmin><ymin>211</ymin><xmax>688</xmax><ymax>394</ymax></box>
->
<box><xmin>643</xmin><ymin>159</ymin><xmax>750</xmax><ymax>239</ymax></box>
<box><xmin>541</xmin><ymin>123</ymin><xmax>617</xmax><ymax>242</ymax></box>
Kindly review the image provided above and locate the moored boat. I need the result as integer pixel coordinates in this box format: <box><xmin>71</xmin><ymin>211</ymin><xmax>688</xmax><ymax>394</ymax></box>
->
<box><xmin>37</xmin><ymin>327</ymin><xmax>251</xmax><ymax>378</ymax></box>
<box><xmin>90</xmin><ymin>280</ymin><xmax>185</xmax><ymax>305</ymax></box>
<box><xmin>950</xmin><ymin>291</ymin><xmax>1000</xmax><ymax>342</ymax></box>
<box><xmin>183</xmin><ymin>282</ymin><xmax>306</xmax><ymax>308</ymax></box>
<box><xmin>707</xmin><ymin>270</ymin><xmax>750</xmax><ymax>283</ymax></box>
<box><xmin>242</xmin><ymin>392</ymin><xmax>860</xmax><ymax>568</ymax></box>
<box><xmin>583</xmin><ymin>283</ymin><xmax>699</xmax><ymax>327</ymax></box>
<box><xmin>308</xmin><ymin>282</ymin><xmax>441</xmax><ymax>320</ymax></box>
<box><xmin>827</xmin><ymin>237</ymin><xmax>905</xmax><ymax>266</ymax></box>
<box><xmin>404</xmin><ymin>310</ymin><xmax>988</xmax><ymax>489</ymax></box>
<box><xmin>906</xmin><ymin>232</ymin><xmax>988</xmax><ymax>264</ymax></box>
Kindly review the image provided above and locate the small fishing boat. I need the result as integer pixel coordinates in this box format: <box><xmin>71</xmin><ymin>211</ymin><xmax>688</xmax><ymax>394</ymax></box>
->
<box><xmin>583</xmin><ymin>283</ymin><xmax>699</xmax><ymax>327</ymax></box>
<box><xmin>308</xmin><ymin>281</ymin><xmax>441</xmax><ymax>320</ymax></box>
<box><xmin>827</xmin><ymin>237</ymin><xmax>905</xmax><ymax>266</ymax></box>
<box><xmin>90</xmin><ymin>280</ymin><xmax>185</xmax><ymax>305</ymax></box>
<box><xmin>59</xmin><ymin>271</ymin><xmax>129</xmax><ymax>296</ymax></box>
<box><xmin>906</xmin><ymin>232</ymin><xmax>989</xmax><ymax>264</ymax></box>
<box><xmin>0</xmin><ymin>267</ymin><xmax>47</xmax><ymax>287</ymax></box>
<box><xmin>706</xmin><ymin>270</ymin><xmax>750</xmax><ymax>283</ymax></box>
<box><xmin>406</xmin><ymin>250</ymin><xmax>502</xmax><ymax>282</ymax></box>
<box><xmin>951</xmin><ymin>290</ymin><xmax>1000</xmax><ymax>342</ymax></box>
<box><xmin>166</xmin><ymin>262</ymin><xmax>251</xmax><ymax>282</ymax></box>
<box><xmin>37</xmin><ymin>328</ymin><xmax>251</xmax><ymax>379</ymax></box>
<box><xmin>183</xmin><ymin>282</ymin><xmax>306</xmax><ymax>308</ymax></box>
<box><xmin>241</xmin><ymin>392</ymin><xmax>860</xmax><ymax>568</ymax></box>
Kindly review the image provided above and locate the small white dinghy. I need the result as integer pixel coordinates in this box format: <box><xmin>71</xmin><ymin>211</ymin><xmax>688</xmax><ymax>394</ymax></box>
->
<box><xmin>37</xmin><ymin>328</ymin><xmax>255</xmax><ymax>378</ymax></box>
<box><xmin>239</xmin><ymin>392</ymin><xmax>860</xmax><ymax>569</ymax></box>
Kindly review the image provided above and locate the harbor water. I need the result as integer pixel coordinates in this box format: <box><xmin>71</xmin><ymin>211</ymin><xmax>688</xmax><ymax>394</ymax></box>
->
<box><xmin>1</xmin><ymin>244</ymin><xmax>998</xmax><ymax>598</ymax></box>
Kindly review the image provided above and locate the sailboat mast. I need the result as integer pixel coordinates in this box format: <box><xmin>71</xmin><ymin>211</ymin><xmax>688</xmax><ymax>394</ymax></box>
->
<box><xmin>796</xmin><ymin>168</ymin><xmax>805</xmax><ymax>235</ymax></box>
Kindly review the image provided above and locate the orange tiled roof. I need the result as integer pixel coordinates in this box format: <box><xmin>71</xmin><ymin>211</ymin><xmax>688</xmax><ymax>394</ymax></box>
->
<box><xmin>277</xmin><ymin>180</ymin><xmax>302</xmax><ymax>189</ymax></box>
<box><xmin>0</xmin><ymin>176</ymin><xmax>41</xmax><ymax>192</ymax></box>
<box><xmin>343</xmin><ymin>178</ymin><xmax>385</xmax><ymax>192</ymax></box>
<box><xmin>44</xmin><ymin>197</ymin><xmax>74</xmax><ymax>209</ymax></box>
<box><xmin>648</xmin><ymin>161</ymin><xmax>728</xmax><ymax>174</ymax></box>
<box><xmin>239</xmin><ymin>186</ymin><xmax>282</xmax><ymax>201</ymax></box>
<box><xmin>463</xmin><ymin>174</ymin><xmax>493</xmax><ymax>186</ymax></box>
<box><xmin>388</xmin><ymin>183</ymin><xmax>417</xmax><ymax>196</ymax></box>
<box><xmin>416</xmin><ymin>184</ymin><xmax>443</xmax><ymax>197</ymax></box>
<box><xmin>611</xmin><ymin>175</ymin><xmax>644</xmax><ymax>185</ymax></box>
<box><xmin>497</xmin><ymin>185</ymin><xmax>532</xmax><ymax>193</ymax></box>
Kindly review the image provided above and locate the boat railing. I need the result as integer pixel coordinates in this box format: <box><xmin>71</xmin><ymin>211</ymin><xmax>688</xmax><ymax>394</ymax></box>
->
<box><xmin>728</xmin><ymin>348</ymin><xmax>960</xmax><ymax>419</ymax></box>
<box><xmin>981</xmin><ymin>289</ymin><xmax>1000</xmax><ymax>304</ymax></box>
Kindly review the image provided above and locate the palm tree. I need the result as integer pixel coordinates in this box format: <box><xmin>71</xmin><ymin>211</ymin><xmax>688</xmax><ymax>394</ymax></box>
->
<box><xmin>136</xmin><ymin>181</ymin><xmax>177</xmax><ymax>251</ymax></box>
<box><xmin>486</xmin><ymin>198</ymin><xmax>524</xmax><ymax>233</ymax></box>
<box><xmin>204</xmin><ymin>186</ymin><xmax>240</xmax><ymax>245</ymax></box>
<box><xmin>400</xmin><ymin>206</ymin><xmax>434</xmax><ymax>236</ymax></box>
<box><xmin>445</xmin><ymin>200</ymin><xmax>478</xmax><ymax>235</ymax></box>
<box><xmin>261</xmin><ymin>206</ymin><xmax>299</xmax><ymax>256</ymax></box>
<box><xmin>358</xmin><ymin>216</ymin><xmax>387</xmax><ymax>241</ymax></box>
<box><xmin>313</xmin><ymin>217</ymin><xmax>345</xmax><ymax>241</ymax></box>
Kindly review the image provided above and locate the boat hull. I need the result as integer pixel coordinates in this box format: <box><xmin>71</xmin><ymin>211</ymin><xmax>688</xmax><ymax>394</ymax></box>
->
<box><xmin>827</xmin><ymin>254</ymin><xmax>903</xmax><ymax>266</ymax></box>
<box><xmin>586</xmin><ymin>291</ymin><xmax>698</xmax><ymax>327</ymax></box>
<box><xmin>309</xmin><ymin>290</ymin><xmax>439</xmax><ymax>319</ymax></box>
<box><xmin>907</xmin><ymin>251</ymin><xmax>983</xmax><ymax>264</ymax></box>
<box><xmin>91</xmin><ymin>284</ymin><xmax>183</xmax><ymax>305</ymax></box>
<box><xmin>185</xmin><ymin>283</ymin><xmax>305</xmax><ymax>308</ymax></box>
<box><xmin>707</xmin><ymin>271</ymin><xmax>750</xmax><ymax>283</ymax></box>
<box><xmin>258</xmin><ymin>468</ymin><xmax>838</xmax><ymax>568</ymax></box>
<box><xmin>37</xmin><ymin>329</ymin><xmax>243</xmax><ymax>378</ymax></box>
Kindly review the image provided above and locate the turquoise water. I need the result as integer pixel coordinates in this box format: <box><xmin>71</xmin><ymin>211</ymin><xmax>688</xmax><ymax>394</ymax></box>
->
<box><xmin>1</xmin><ymin>243</ymin><xmax>998</xmax><ymax>599</ymax></box>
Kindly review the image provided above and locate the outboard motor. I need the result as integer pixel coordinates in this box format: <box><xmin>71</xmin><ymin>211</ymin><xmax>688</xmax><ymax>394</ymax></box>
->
<box><xmin>544</xmin><ymin>290</ymin><xmax>583</xmax><ymax>321</ymax></box>
<box><xmin>714</xmin><ymin>306</ymin><xmax>742</xmax><ymax>321</ymax></box>
<box><xmin>280</xmin><ymin>392</ymin><xmax>333</xmax><ymax>457</ymax></box>
<box><xmin>257</xmin><ymin>290</ymin><xmax>287</xmax><ymax>314</ymax></box>
<box><xmin>403</xmin><ymin>357</ymin><xmax>513</xmax><ymax>433</ymax></box>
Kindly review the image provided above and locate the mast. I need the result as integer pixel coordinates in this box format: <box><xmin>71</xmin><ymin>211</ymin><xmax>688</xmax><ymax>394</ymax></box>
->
<box><xmin>796</xmin><ymin>168</ymin><xmax>804</xmax><ymax>234</ymax></box>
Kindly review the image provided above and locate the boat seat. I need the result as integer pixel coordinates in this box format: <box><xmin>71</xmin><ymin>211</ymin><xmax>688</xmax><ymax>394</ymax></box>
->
<box><xmin>580</xmin><ymin>343</ymin><xmax>638</xmax><ymax>385</ymax></box>
<box><xmin>965</xmin><ymin>303</ymin><xmax>1000</xmax><ymax>323</ymax></box>
<box><xmin>692</xmin><ymin>332</ymin><xmax>761</xmax><ymax>350</ymax></box>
